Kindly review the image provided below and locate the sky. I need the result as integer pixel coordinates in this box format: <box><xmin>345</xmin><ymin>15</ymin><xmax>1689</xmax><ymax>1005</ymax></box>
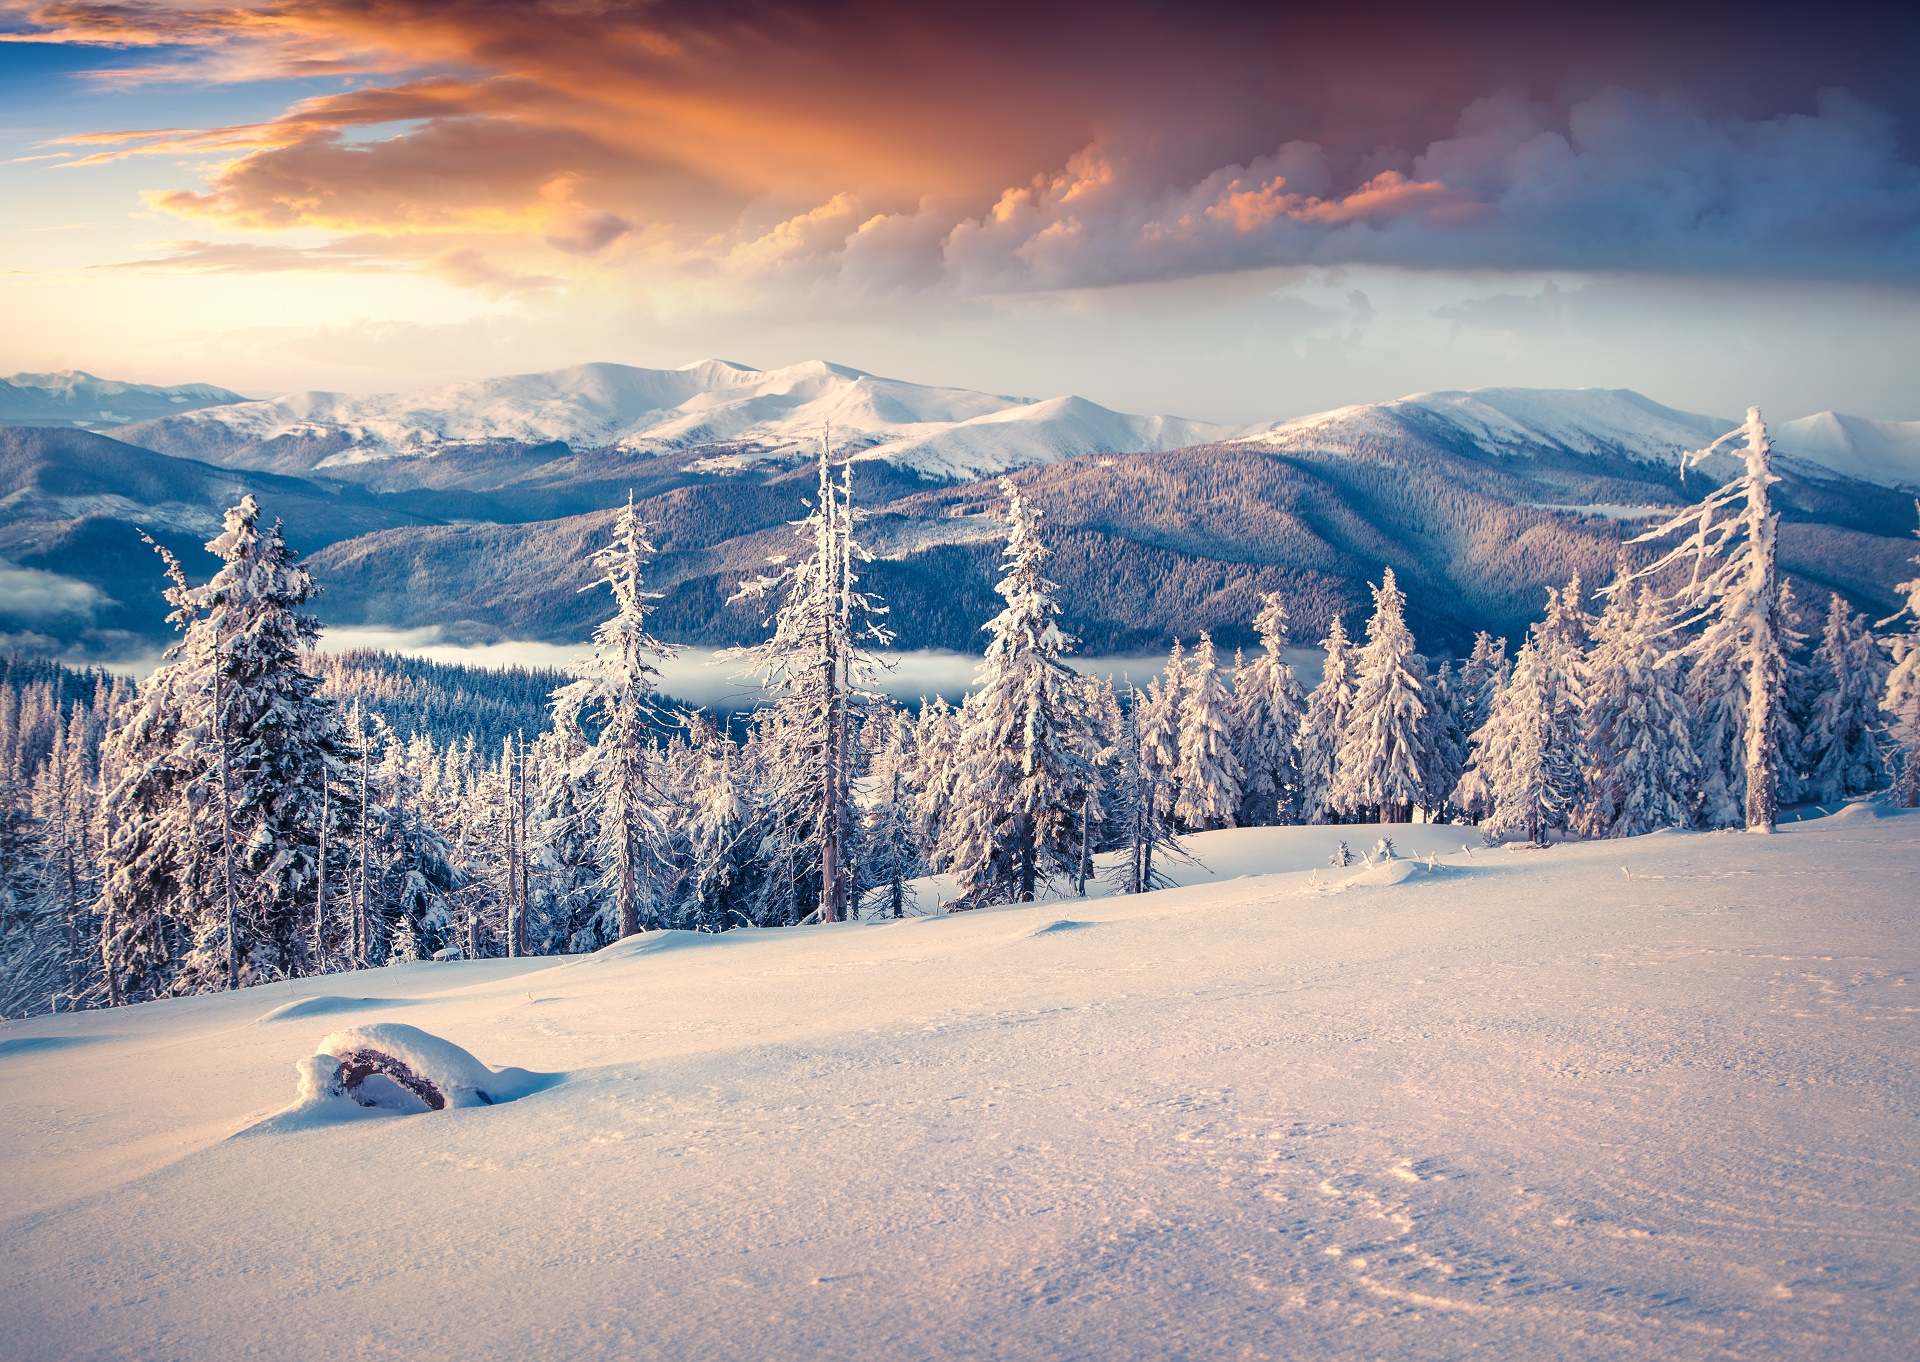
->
<box><xmin>3</xmin><ymin>0</ymin><xmax>1918</xmax><ymax>423</ymax></box>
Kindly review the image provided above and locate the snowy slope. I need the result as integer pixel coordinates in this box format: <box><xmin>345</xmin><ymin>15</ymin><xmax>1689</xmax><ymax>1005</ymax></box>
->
<box><xmin>3</xmin><ymin>813</ymin><xmax>1917</xmax><ymax>1361</ymax></box>
<box><xmin>0</xmin><ymin>370</ymin><xmax>246</xmax><ymax>428</ymax></box>
<box><xmin>109</xmin><ymin>359</ymin><xmax>1245</xmax><ymax>483</ymax></box>
<box><xmin>1773</xmin><ymin>410</ymin><xmax>1920</xmax><ymax>491</ymax></box>
<box><xmin>1241</xmin><ymin>386</ymin><xmax>1735</xmax><ymax>464</ymax></box>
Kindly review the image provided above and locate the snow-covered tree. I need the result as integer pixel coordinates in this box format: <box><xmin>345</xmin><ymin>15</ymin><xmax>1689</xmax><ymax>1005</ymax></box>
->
<box><xmin>1879</xmin><ymin>506</ymin><xmax>1920</xmax><ymax>807</ymax></box>
<box><xmin>1174</xmin><ymin>633</ymin><xmax>1242</xmax><ymax>831</ymax></box>
<box><xmin>1105</xmin><ymin>686</ymin><xmax>1184</xmax><ymax>894</ymax></box>
<box><xmin>1331</xmin><ymin>569</ymin><xmax>1429</xmax><ymax>823</ymax></box>
<box><xmin>1298</xmin><ymin>616</ymin><xmax>1357</xmax><ymax>822</ymax></box>
<box><xmin>98</xmin><ymin>497</ymin><xmax>340</xmax><ymax>1001</ymax></box>
<box><xmin>1577</xmin><ymin>583</ymin><xmax>1699</xmax><ymax>837</ymax></box>
<box><xmin>1418</xmin><ymin>661</ymin><xmax>1468</xmax><ymax>823</ymax></box>
<box><xmin>554</xmin><ymin>493</ymin><xmax>676</xmax><ymax>938</ymax></box>
<box><xmin>1801</xmin><ymin>593</ymin><xmax>1889</xmax><ymax>805</ymax></box>
<box><xmin>1231</xmin><ymin>593</ymin><xmax>1307</xmax><ymax>826</ymax></box>
<box><xmin>1630</xmin><ymin>408</ymin><xmax>1790</xmax><ymax>831</ymax></box>
<box><xmin>859</xmin><ymin>703</ymin><xmax>920</xmax><ymax>918</ymax></box>
<box><xmin>941</xmin><ymin>480</ymin><xmax>1096</xmax><ymax>905</ymax></box>
<box><xmin>731</xmin><ymin>448</ymin><xmax>891</xmax><ymax>923</ymax></box>
<box><xmin>1460</xmin><ymin>589</ymin><xmax>1585</xmax><ymax>845</ymax></box>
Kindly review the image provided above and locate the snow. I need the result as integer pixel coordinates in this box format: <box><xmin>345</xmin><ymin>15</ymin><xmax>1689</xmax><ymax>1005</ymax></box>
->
<box><xmin>1241</xmin><ymin>386</ymin><xmax>1736</xmax><ymax>466</ymax></box>
<box><xmin>1772</xmin><ymin>410</ymin><xmax>1920</xmax><ymax>491</ymax></box>
<box><xmin>5</xmin><ymin>811</ymin><xmax>1916</xmax><ymax>1359</ymax></box>
<box><xmin>115</xmin><ymin>359</ymin><xmax>1245</xmax><ymax>481</ymax></box>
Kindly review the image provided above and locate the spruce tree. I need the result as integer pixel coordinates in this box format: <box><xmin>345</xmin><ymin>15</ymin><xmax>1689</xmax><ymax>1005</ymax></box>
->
<box><xmin>1331</xmin><ymin>569</ymin><xmax>1429</xmax><ymax>823</ymax></box>
<box><xmin>941</xmin><ymin>480</ymin><xmax>1095</xmax><ymax>904</ymax></box>
<box><xmin>1298</xmin><ymin>616</ymin><xmax>1357</xmax><ymax>822</ymax></box>
<box><xmin>1630</xmin><ymin>408</ymin><xmax>1790</xmax><ymax>831</ymax></box>
<box><xmin>98</xmin><ymin>497</ymin><xmax>339</xmax><ymax>999</ymax></box>
<box><xmin>1577</xmin><ymin>583</ymin><xmax>1699</xmax><ymax>837</ymax></box>
<box><xmin>1885</xmin><ymin>505</ymin><xmax>1920</xmax><ymax>807</ymax></box>
<box><xmin>550</xmin><ymin>494</ymin><xmax>675</xmax><ymax>938</ymax></box>
<box><xmin>1232</xmin><ymin>593</ymin><xmax>1307</xmax><ymax>826</ymax></box>
<box><xmin>731</xmin><ymin>447</ymin><xmax>891</xmax><ymax>923</ymax></box>
<box><xmin>1802</xmin><ymin>593</ymin><xmax>1890</xmax><ymax>805</ymax></box>
<box><xmin>1175</xmin><ymin>633</ymin><xmax>1243</xmax><ymax>830</ymax></box>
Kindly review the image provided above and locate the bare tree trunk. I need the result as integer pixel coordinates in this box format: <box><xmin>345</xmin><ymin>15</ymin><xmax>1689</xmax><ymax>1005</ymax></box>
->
<box><xmin>1076</xmin><ymin>792</ymin><xmax>1091</xmax><ymax>896</ymax></box>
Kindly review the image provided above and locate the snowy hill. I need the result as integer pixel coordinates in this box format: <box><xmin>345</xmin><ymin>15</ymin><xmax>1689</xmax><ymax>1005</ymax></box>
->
<box><xmin>3</xmin><ymin>813</ymin><xmax>1917</xmax><ymax>1359</ymax></box>
<box><xmin>1242</xmin><ymin>386</ymin><xmax>1736</xmax><ymax>465</ymax></box>
<box><xmin>0</xmin><ymin>370</ymin><xmax>246</xmax><ymax>428</ymax></box>
<box><xmin>1244</xmin><ymin>386</ymin><xmax>1920</xmax><ymax>492</ymax></box>
<box><xmin>110</xmin><ymin>359</ymin><xmax>1244</xmax><ymax>484</ymax></box>
<box><xmin>1773</xmin><ymin>410</ymin><xmax>1920</xmax><ymax>491</ymax></box>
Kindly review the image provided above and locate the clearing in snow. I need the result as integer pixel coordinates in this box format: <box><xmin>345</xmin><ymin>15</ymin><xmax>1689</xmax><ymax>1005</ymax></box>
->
<box><xmin>2</xmin><ymin>814</ymin><xmax>1917</xmax><ymax>1360</ymax></box>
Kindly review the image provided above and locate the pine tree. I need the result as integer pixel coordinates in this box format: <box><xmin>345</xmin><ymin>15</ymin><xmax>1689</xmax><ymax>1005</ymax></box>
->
<box><xmin>1801</xmin><ymin>593</ymin><xmax>1890</xmax><ymax>805</ymax></box>
<box><xmin>554</xmin><ymin>492</ymin><xmax>676</xmax><ymax>938</ymax></box>
<box><xmin>941</xmin><ymin>480</ymin><xmax>1096</xmax><ymax>905</ymax></box>
<box><xmin>1298</xmin><ymin>616</ymin><xmax>1357</xmax><ymax>822</ymax></box>
<box><xmin>1231</xmin><ymin>593</ymin><xmax>1307</xmax><ymax>826</ymax></box>
<box><xmin>1630</xmin><ymin>408</ymin><xmax>1790</xmax><ymax>831</ymax></box>
<box><xmin>1331</xmin><ymin>569</ymin><xmax>1430</xmax><ymax>823</ymax></box>
<box><xmin>1174</xmin><ymin>633</ymin><xmax>1242</xmax><ymax>831</ymax></box>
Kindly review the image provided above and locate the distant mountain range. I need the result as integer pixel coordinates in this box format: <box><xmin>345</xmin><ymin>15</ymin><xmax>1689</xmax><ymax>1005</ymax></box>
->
<box><xmin>0</xmin><ymin>371</ymin><xmax>247</xmax><ymax>429</ymax></box>
<box><xmin>110</xmin><ymin>359</ymin><xmax>1246</xmax><ymax>486</ymax></box>
<box><xmin>1</xmin><ymin>364</ymin><xmax>1917</xmax><ymax>663</ymax></box>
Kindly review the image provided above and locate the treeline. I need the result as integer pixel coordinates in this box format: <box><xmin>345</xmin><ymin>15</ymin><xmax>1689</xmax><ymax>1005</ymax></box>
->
<box><xmin>3</xmin><ymin>411</ymin><xmax>1918</xmax><ymax>1014</ymax></box>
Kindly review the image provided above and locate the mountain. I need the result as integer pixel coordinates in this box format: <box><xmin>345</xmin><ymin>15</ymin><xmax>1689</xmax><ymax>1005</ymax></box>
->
<box><xmin>111</xmin><ymin>359</ymin><xmax>1246</xmax><ymax>487</ymax></box>
<box><xmin>0</xmin><ymin>427</ymin><xmax>434</xmax><ymax>654</ymax></box>
<box><xmin>305</xmin><ymin>385</ymin><xmax>1920</xmax><ymax>662</ymax></box>
<box><xmin>10</xmin><ymin>379</ymin><xmax>1918</xmax><ymax>662</ymax></box>
<box><xmin>1773</xmin><ymin>411</ymin><xmax>1920</xmax><ymax>491</ymax></box>
<box><xmin>0</xmin><ymin>371</ymin><xmax>247</xmax><ymax>429</ymax></box>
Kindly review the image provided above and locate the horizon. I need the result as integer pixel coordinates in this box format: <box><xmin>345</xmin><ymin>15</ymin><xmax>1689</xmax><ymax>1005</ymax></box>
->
<box><xmin>4</xmin><ymin>2</ymin><xmax>1919</xmax><ymax>420</ymax></box>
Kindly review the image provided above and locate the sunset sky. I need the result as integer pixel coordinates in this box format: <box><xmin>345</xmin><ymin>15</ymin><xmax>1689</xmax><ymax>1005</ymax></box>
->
<box><xmin>3</xmin><ymin>0</ymin><xmax>1917</xmax><ymax>420</ymax></box>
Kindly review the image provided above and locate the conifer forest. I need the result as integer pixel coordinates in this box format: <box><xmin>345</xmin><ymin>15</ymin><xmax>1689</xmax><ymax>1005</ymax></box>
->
<box><xmin>4</xmin><ymin>410</ymin><xmax>1917</xmax><ymax>1017</ymax></box>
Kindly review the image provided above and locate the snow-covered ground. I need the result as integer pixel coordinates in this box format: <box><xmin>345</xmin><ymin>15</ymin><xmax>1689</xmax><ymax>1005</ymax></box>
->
<box><xmin>3</xmin><ymin>812</ymin><xmax>1917</xmax><ymax>1360</ymax></box>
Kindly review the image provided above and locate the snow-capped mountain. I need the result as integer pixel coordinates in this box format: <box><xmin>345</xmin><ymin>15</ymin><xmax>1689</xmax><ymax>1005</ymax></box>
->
<box><xmin>1773</xmin><ymin>411</ymin><xmax>1920</xmax><ymax>492</ymax></box>
<box><xmin>0</xmin><ymin>371</ymin><xmax>247</xmax><ymax>429</ymax></box>
<box><xmin>1242</xmin><ymin>386</ymin><xmax>1920</xmax><ymax>491</ymax></box>
<box><xmin>110</xmin><ymin>359</ymin><xmax>1245</xmax><ymax>484</ymax></box>
<box><xmin>1242</xmin><ymin>387</ymin><xmax>1731</xmax><ymax>463</ymax></box>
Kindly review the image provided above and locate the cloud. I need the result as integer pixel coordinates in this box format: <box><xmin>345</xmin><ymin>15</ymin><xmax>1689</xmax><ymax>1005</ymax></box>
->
<box><xmin>0</xmin><ymin>560</ymin><xmax>105</xmax><ymax>624</ymax></box>
<box><xmin>15</xmin><ymin>0</ymin><xmax>1920</xmax><ymax>305</ymax></box>
<box><xmin>425</xmin><ymin>246</ymin><xmax>558</xmax><ymax>297</ymax></box>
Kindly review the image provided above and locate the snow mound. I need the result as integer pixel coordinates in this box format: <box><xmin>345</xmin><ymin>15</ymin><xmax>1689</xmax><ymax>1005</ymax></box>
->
<box><xmin>1331</xmin><ymin>858</ymin><xmax>1456</xmax><ymax>890</ymax></box>
<box><xmin>256</xmin><ymin>995</ymin><xmax>412</xmax><ymax>1023</ymax></box>
<box><xmin>247</xmin><ymin>1023</ymin><xmax>555</xmax><ymax>1135</ymax></box>
<box><xmin>574</xmin><ymin>928</ymin><xmax>728</xmax><ymax>965</ymax></box>
<box><xmin>1009</xmin><ymin>918</ymin><xmax>1096</xmax><ymax>940</ymax></box>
